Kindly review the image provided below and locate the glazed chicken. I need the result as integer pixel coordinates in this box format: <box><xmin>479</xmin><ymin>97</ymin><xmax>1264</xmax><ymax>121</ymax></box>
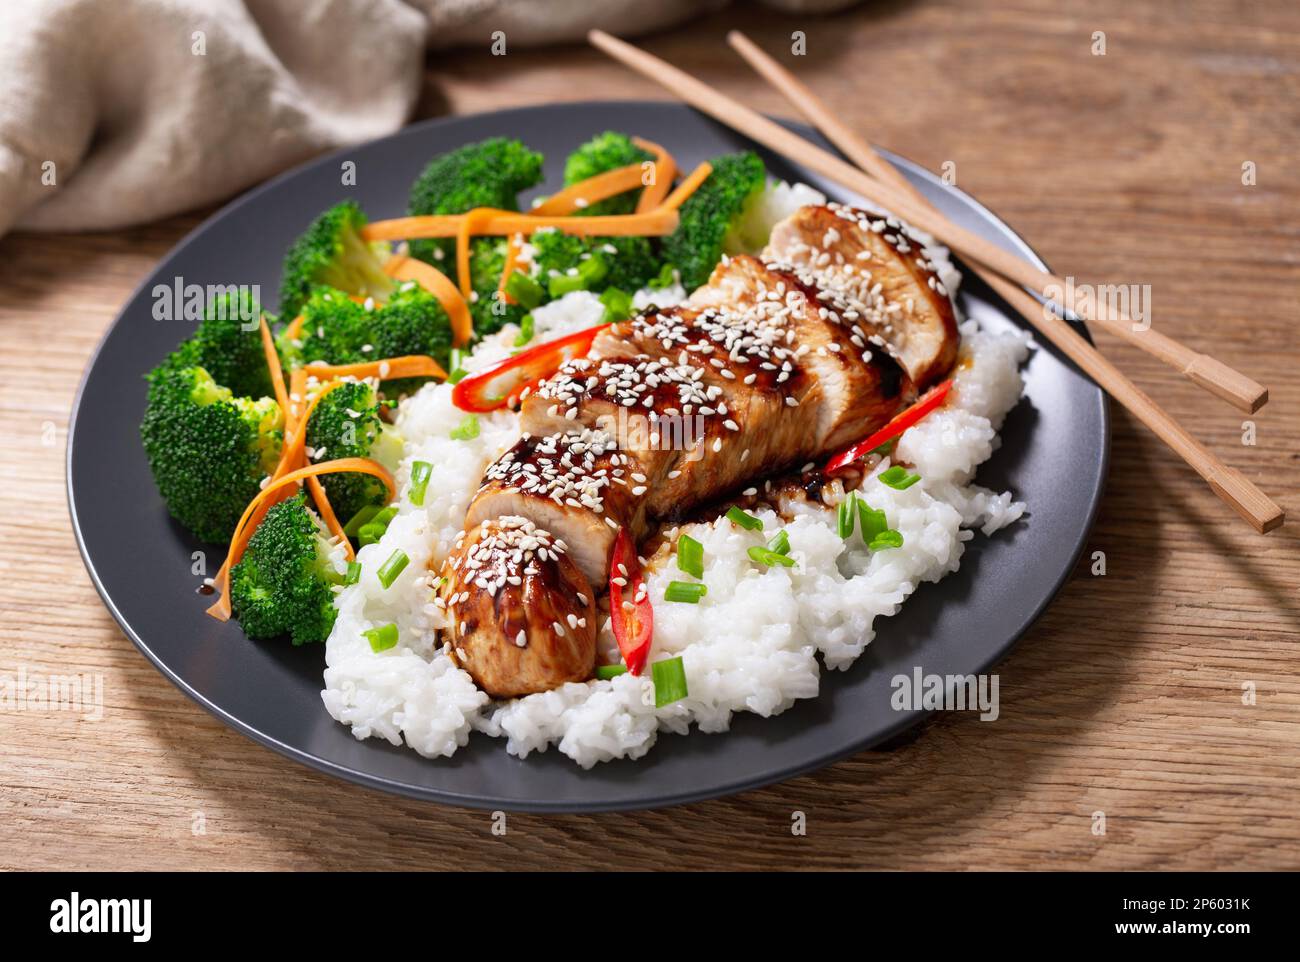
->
<box><xmin>440</xmin><ymin>205</ymin><xmax>956</xmax><ymax>697</ymax></box>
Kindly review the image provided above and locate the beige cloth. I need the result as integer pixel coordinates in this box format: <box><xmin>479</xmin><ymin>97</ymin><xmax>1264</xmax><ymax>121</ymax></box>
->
<box><xmin>0</xmin><ymin>0</ymin><xmax>858</xmax><ymax>238</ymax></box>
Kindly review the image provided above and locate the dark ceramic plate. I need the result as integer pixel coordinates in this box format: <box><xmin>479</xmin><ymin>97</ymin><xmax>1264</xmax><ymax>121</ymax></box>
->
<box><xmin>68</xmin><ymin>101</ymin><xmax>1108</xmax><ymax>812</ymax></box>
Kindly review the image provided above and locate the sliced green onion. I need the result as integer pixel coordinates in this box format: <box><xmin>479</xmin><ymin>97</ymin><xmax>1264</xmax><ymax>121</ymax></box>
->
<box><xmin>664</xmin><ymin>581</ymin><xmax>708</xmax><ymax>604</ymax></box>
<box><xmin>504</xmin><ymin>271</ymin><xmax>544</xmax><ymax>310</ymax></box>
<box><xmin>447</xmin><ymin>347</ymin><xmax>469</xmax><ymax>384</ymax></box>
<box><xmin>748</xmin><ymin>546</ymin><xmax>796</xmax><ymax>568</ymax></box>
<box><xmin>766</xmin><ymin>529</ymin><xmax>791</xmax><ymax>556</ymax></box>
<box><xmin>548</xmin><ymin>272</ymin><xmax>586</xmax><ymax>298</ymax></box>
<box><xmin>837</xmin><ymin>491</ymin><xmax>857</xmax><ymax>539</ymax></box>
<box><xmin>513</xmin><ymin>312</ymin><xmax>535</xmax><ymax>347</ymax></box>
<box><xmin>577</xmin><ymin>254</ymin><xmax>608</xmax><ymax>286</ymax></box>
<box><xmin>879</xmin><ymin>465</ymin><xmax>921</xmax><ymax>490</ymax></box>
<box><xmin>595</xmin><ymin>664</ymin><xmax>628</xmax><ymax>680</ymax></box>
<box><xmin>870</xmin><ymin>438</ymin><xmax>897</xmax><ymax>457</ymax></box>
<box><xmin>600</xmin><ymin>286</ymin><xmax>633</xmax><ymax>323</ymax></box>
<box><xmin>450</xmin><ymin>414</ymin><xmax>480</xmax><ymax>441</ymax></box>
<box><xmin>676</xmin><ymin>534</ymin><xmax>704</xmax><ymax>579</ymax></box>
<box><xmin>408</xmin><ymin>461</ymin><xmax>432</xmax><ymax>506</ymax></box>
<box><xmin>363</xmin><ymin>622</ymin><xmax>398</xmax><ymax>652</ymax></box>
<box><xmin>343</xmin><ymin>504</ymin><xmax>381</xmax><ymax>538</ymax></box>
<box><xmin>377</xmin><ymin>549</ymin><xmax>409</xmax><ymax>589</ymax></box>
<box><xmin>648</xmin><ymin>263</ymin><xmax>677</xmax><ymax>290</ymax></box>
<box><xmin>343</xmin><ymin>561</ymin><xmax>362</xmax><ymax>586</ymax></box>
<box><xmin>857</xmin><ymin>501</ymin><xmax>888</xmax><ymax>545</ymax></box>
<box><xmin>869</xmin><ymin>529</ymin><xmax>905</xmax><ymax>551</ymax></box>
<box><xmin>725</xmin><ymin>506</ymin><xmax>763</xmax><ymax>531</ymax></box>
<box><xmin>357</xmin><ymin>505</ymin><xmax>398</xmax><ymax>547</ymax></box>
<box><xmin>651</xmin><ymin>656</ymin><xmax>689</xmax><ymax>707</ymax></box>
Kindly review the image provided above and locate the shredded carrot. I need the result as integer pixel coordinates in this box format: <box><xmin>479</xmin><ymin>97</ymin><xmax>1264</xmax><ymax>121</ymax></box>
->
<box><xmin>632</xmin><ymin>137</ymin><xmax>677</xmax><ymax>213</ymax></box>
<box><xmin>206</xmin><ymin>458</ymin><xmax>397</xmax><ymax>621</ymax></box>
<box><xmin>532</xmin><ymin>163</ymin><xmax>649</xmax><ymax>216</ymax></box>
<box><xmin>258</xmin><ymin>315</ymin><xmax>290</xmax><ymax>415</ymax></box>
<box><xmin>303</xmin><ymin>354</ymin><xmax>449</xmax><ymax>382</ymax></box>
<box><xmin>361</xmin><ymin>207</ymin><xmax>680</xmax><ymax>241</ymax></box>
<box><xmin>659</xmin><ymin>161</ymin><xmax>713</xmax><ymax>211</ymax></box>
<box><xmin>283</xmin><ymin>313</ymin><xmax>305</xmax><ymax>341</ymax></box>
<box><xmin>496</xmin><ymin>233</ymin><xmax>526</xmax><ymax>303</ymax></box>
<box><xmin>383</xmin><ymin>254</ymin><xmax>474</xmax><ymax>348</ymax></box>
<box><xmin>308</xmin><ymin>476</ymin><xmax>349</xmax><ymax>554</ymax></box>
<box><xmin>456</xmin><ymin>208</ymin><xmax>498</xmax><ymax>300</ymax></box>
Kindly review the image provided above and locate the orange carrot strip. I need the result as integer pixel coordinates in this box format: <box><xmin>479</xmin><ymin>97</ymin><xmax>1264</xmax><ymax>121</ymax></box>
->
<box><xmin>532</xmin><ymin>163</ymin><xmax>648</xmax><ymax>216</ymax></box>
<box><xmin>362</xmin><ymin>216</ymin><xmax>463</xmax><ymax>241</ymax></box>
<box><xmin>206</xmin><ymin>458</ymin><xmax>397</xmax><ymax>621</ymax></box>
<box><xmin>659</xmin><ymin>162</ymin><xmax>713</xmax><ymax>211</ymax></box>
<box><xmin>632</xmin><ymin>137</ymin><xmax>677</xmax><ymax>213</ymax></box>
<box><xmin>303</xmin><ymin>354</ymin><xmax>449</xmax><ymax>382</ymax></box>
<box><xmin>307</xmin><ymin>476</ymin><xmax>351</xmax><ymax>560</ymax></box>
<box><xmin>383</xmin><ymin>254</ymin><xmax>474</xmax><ymax>348</ymax></box>
<box><xmin>283</xmin><ymin>313</ymin><xmax>305</xmax><ymax>341</ymax></box>
<box><xmin>456</xmin><ymin>208</ymin><xmax>498</xmax><ymax>300</ymax></box>
<box><xmin>361</xmin><ymin>207</ymin><xmax>679</xmax><ymax>241</ymax></box>
<box><xmin>258</xmin><ymin>315</ymin><xmax>290</xmax><ymax>415</ymax></box>
<box><xmin>497</xmin><ymin>233</ymin><xmax>526</xmax><ymax>303</ymax></box>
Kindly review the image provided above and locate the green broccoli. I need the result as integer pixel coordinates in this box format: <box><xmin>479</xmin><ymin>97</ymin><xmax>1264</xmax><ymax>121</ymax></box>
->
<box><xmin>304</xmin><ymin>380</ymin><xmax>404</xmax><ymax>523</ymax></box>
<box><xmin>141</xmin><ymin>300</ymin><xmax>284</xmax><ymax>543</ymax></box>
<box><xmin>528</xmin><ymin>230</ymin><xmax>659</xmax><ymax>298</ymax></box>
<box><xmin>562</xmin><ymin>131</ymin><xmax>652</xmax><ymax>216</ymax></box>
<box><xmin>278</xmin><ymin>200</ymin><xmax>394</xmax><ymax>320</ymax></box>
<box><xmin>407</xmin><ymin>137</ymin><xmax>544</xmax><ymax>271</ymax></box>
<box><xmin>229</xmin><ymin>493</ymin><xmax>344</xmax><ymax>645</ymax></box>
<box><xmin>284</xmin><ymin>284</ymin><xmax>454</xmax><ymax>396</ymax></box>
<box><xmin>660</xmin><ymin>151</ymin><xmax>767</xmax><ymax>291</ymax></box>
<box><xmin>465</xmin><ymin>237</ymin><xmax>528</xmax><ymax>336</ymax></box>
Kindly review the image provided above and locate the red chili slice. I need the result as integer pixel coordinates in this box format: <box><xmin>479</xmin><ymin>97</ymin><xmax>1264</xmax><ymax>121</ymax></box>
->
<box><xmin>824</xmin><ymin>379</ymin><xmax>954</xmax><ymax>475</ymax></box>
<box><xmin>608</xmin><ymin>527</ymin><xmax>653</xmax><ymax>676</ymax></box>
<box><xmin>451</xmin><ymin>322</ymin><xmax>608</xmax><ymax>413</ymax></box>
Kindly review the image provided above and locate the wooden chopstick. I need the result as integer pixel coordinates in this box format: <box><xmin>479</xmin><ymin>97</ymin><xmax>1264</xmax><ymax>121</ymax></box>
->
<box><xmin>588</xmin><ymin>29</ymin><xmax>1268</xmax><ymax>416</ymax></box>
<box><xmin>725</xmin><ymin>31</ymin><xmax>1283</xmax><ymax>534</ymax></box>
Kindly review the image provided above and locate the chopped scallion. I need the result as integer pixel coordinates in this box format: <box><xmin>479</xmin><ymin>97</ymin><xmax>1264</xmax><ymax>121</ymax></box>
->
<box><xmin>376</xmin><ymin>549</ymin><xmax>409</xmax><ymax>589</ymax></box>
<box><xmin>577</xmin><ymin>254</ymin><xmax>608</xmax><ymax>286</ymax></box>
<box><xmin>343</xmin><ymin>561</ymin><xmax>362</xmax><ymax>586</ymax></box>
<box><xmin>600</xmin><ymin>286</ymin><xmax>633</xmax><ymax>323</ymax></box>
<box><xmin>766</xmin><ymin>529</ymin><xmax>790</xmax><ymax>556</ymax></box>
<box><xmin>664</xmin><ymin>581</ymin><xmax>708</xmax><ymax>604</ymax></box>
<box><xmin>343</xmin><ymin>504</ymin><xmax>381</xmax><ymax>538</ymax></box>
<box><xmin>513</xmin><ymin>312</ymin><xmax>535</xmax><ymax>347</ymax></box>
<box><xmin>363</xmin><ymin>622</ymin><xmax>399</xmax><ymax>652</ymax></box>
<box><xmin>725</xmin><ymin>506</ymin><xmax>763</xmax><ymax>531</ymax></box>
<box><xmin>869</xmin><ymin>529</ymin><xmax>905</xmax><ymax>551</ymax></box>
<box><xmin>648</xmin><ymin>263</ymin><xmax>677</xmax><ymax>290</ymax></box>
<box><xmin>450</xmin><ymin>414</ymin><xmax>480</xmax><ymax>441</ymax></box>
<box><xmin>548</xmin><ymin>272</ymin><xmax>586</xmax><ymax>298</ymax></box>
<box><xmin>408</xmin><ymin>461</ymin><xmax>432</xmax><ymax>506</ymax></box>
<box><xmin>748</xmin><ymin>546</ymin><xmax>796</xmax><ymax>568</ymax></box>
<box><xmin>651</xmin><ymin>656</ymin><xmax>689</xmax><ymax>707</ymax></box>
<box><xmin>595</xmin><ymin>664</ymin><xmax>628</xmax><ymax>680</ymax></box>
<box><xmin>504</xmin><ymin>271</ymin><xmax>544</xmax><ymax>310</ymax></box>
<box><xmin>857</xmin><ymin>501</ymin><xmax>888</xmax><ymax>546</ymax></box>
<box><xmin>879</xmin><ymin>465</ymin><xmax>921</xmax><ymax>490</ymax></box>
<box><xmin>447</xmin><ymin>348</ymin><xmax>469</xmax><ymax>384</ymax></box>
<box><xmin>837</xmin><ymin>491</ymin><xmax>857</xmax><ymax>539</ymax></box>
<box><xmin>676</xmin><ymin>534</ymin><xmax>704</xmax><ymax>579</ymax></box>
<box><xmin>357</xmin><ymin>505</ymin><xmax>398</xmax><ymax>547</ymax></box>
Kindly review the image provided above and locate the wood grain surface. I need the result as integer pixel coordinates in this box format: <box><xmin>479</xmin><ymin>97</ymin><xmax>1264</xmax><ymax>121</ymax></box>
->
<box><xmin>1</xmin><ymin>0</ymin><xmax>1297</xmax><ymax>871</ymax></box>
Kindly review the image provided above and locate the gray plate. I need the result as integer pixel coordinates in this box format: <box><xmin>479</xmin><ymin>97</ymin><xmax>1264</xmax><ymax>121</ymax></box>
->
<box><xmin>68</xmin><ymin>101</ymin><xmax>1108</xmax><ymax>812</ymax></box>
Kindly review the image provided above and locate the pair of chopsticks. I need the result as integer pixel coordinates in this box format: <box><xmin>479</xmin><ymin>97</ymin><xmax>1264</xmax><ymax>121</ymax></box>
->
<box><xmin>589</xmin><ymin>29</ymin><xmax>1284</xmax><ymax>534</ymax></box>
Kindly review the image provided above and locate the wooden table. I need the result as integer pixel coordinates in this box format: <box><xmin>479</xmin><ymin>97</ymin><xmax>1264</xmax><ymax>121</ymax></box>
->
<box><xmin>2</xmin><ymin>0</ymin><xmax>1297</xmax><ymax>871</ymax></box>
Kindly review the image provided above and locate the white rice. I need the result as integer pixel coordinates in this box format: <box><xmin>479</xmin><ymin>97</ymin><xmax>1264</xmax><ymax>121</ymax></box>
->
<box><xmin>321</xmin><ymin>188</ymin><xmax>1030</xmax><ymax>767</ymax></box>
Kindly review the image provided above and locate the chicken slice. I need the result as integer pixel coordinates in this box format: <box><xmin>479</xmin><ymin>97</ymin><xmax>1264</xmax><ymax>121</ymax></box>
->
<box><xmin>439</xmin><ymin>516</ymin><xmax>596</xmax><ymax>698</ymax></box>
<box><xmin>764</xmin><ymin>204</ymin><xmax>959</xmax><ymax>387</ymax></box>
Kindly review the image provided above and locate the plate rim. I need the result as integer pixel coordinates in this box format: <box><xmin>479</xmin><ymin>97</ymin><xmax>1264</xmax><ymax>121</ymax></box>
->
<box><xmin>67</xmin><ymin>100</ymin><xmax>1110</xmax><ymax>812</ymax></box>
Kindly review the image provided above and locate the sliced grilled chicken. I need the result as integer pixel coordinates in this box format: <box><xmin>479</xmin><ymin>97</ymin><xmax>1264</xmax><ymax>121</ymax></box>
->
<box><xmin>439</xmin><ymin>516</ymin><xmax>596</xmax><ymax>697</ymax></box>
<box><xmin>764</xmin><ymin>204</ymin><xmax>959</xmax><ymax>387</ymax></box>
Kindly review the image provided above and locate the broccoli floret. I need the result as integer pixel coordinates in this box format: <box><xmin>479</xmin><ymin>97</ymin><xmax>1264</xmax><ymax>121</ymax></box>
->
<box><xmin>464</xmin><ymin>237</ymin><xmax>528</xmax><ymax>336</ymax></box>
<box><xmin>287</xmin><ymin>285</ymin><xmax>453</xmax><ymax>396</ymax></box>
<box><xmin>141</xmin><ymin>299</ymin><xmax>284</xmax><ymax>543</ymax></box>
<box><xmin>528</xmin><ymin>230</ymin><xmax>659</xmax><ymax>297</ymax></box>
<box><xmin>279</xmin><ymin>201</ymin><xmax>394</xmax><ymax>320</ymax></box>
<box><xmin>304</xmin><ymin>380</ymin><xmax>403</xmax><ymax>522</ymax></box>
<box><xmin>406</xmin><ymin>137</ymin><xmax>544</xmax><ymax>270</ymax></box>
<box><xmin>562</xmin><ymin>131</ymin><xmax>652</xmax><ymax>216</ymax></box>
<box><xmin>661</xmin><ymin>151</ymin><xmax>767</xmax><ymax>291</ymax></box>
<box><xmin>141</xmin><ymin>364</ymin><xmax>283</xmax><ymax>544</ymax></box>
<box><xmin>229</xmin><ymin>493</ymin><xmax>343</xmax><ymax>645</ymax></box>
